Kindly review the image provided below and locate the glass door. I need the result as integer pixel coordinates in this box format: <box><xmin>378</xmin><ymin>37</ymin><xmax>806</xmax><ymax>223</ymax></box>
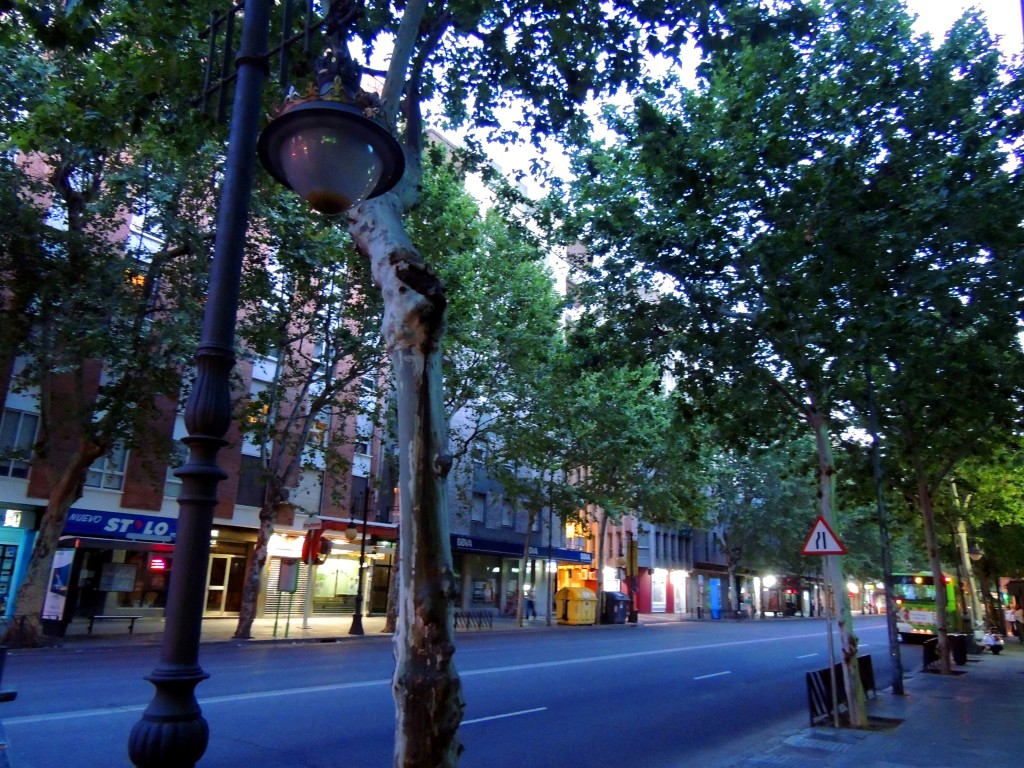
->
<box><xmin>205</xmin><ymin>554</ymin><xmax>246</xmax><ymax>616</ymax></box>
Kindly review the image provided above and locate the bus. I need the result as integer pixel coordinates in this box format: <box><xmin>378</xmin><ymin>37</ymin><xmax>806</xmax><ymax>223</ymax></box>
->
<box><xmin>892</xmin><ymin>572</ymin><xmax>959</xmax><ymax>643</ymax></box>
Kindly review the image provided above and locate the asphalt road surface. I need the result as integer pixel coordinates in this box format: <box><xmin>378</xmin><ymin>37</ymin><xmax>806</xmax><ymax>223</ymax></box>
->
<box><xmin>0</xmin><ymin>616</ymin><xmax>893</xmax><ymax>767</ymax></box>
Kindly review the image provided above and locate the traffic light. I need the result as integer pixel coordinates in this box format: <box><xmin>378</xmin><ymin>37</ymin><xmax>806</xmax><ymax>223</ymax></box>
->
<box><xmin>302</xmin><ymin>530</ymin><xmax>333</xmax><ymax>566</ymax></box>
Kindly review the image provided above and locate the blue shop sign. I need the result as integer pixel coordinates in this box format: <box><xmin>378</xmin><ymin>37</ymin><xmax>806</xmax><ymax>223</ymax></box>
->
<box><xmin>65</xmin><ymin>509</ymin><xmax>177</xmax><ymax>543</ymax></box>
<box><xmin>450</xmin><ymin>534</ymin><xmax>592</xmax><ymax>564</ymax></box>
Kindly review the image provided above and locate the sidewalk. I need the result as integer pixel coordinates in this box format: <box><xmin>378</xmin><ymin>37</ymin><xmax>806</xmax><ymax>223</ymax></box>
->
<box><xmin>44</xmin><ymin>609</ymin><xmax>760</xmax><ymax>646</ymax></box>
<box><xmin>35</xmin><ymin>616</ymin><xmax>1024</xmax><ymax>768</ymax></box>
<box><xmin>717</xmin><ymin>639</ymin><xmax>1023</xmax><ymax>768</ymax></box>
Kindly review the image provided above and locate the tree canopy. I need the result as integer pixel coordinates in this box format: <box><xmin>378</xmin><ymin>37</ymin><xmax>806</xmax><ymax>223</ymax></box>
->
<box><xmin>564</xmin><ymin>0</ymin><xmax>1023</xmax><ymax>685</ymax></box>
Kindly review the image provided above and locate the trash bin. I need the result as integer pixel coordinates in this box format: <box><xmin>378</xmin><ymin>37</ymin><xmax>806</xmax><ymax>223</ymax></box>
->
<box><xmin>948</xmin><ymin>633</ymin><xmax>968</xmax><ymax>666</ymax></box>
<box><xmin>601</xmin><ymin>592</ymin><xmax>629</xmax><ymax>624</ymax></box>
<box><xmin>555</xmin><ymin>587</ymin><xmax>597</xmax><ymax>625</ymax></box>
<box><xmin>922</xmin><ymin>637</ymin><xmax>939</xmax><ymax>671</ymax></box>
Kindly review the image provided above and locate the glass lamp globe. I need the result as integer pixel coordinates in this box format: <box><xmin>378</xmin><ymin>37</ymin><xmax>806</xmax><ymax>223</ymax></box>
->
<box><xmin>258</xmin><ymin>100</ymin><xmax>404</xmax><ymax>215</ymax></box>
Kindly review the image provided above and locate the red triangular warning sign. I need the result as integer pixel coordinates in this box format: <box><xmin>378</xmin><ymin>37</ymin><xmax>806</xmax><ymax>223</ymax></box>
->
<box><xmin>801</xmin><ymin>515</ymin><xmax>846</xmax><ymax>555</ymax></box>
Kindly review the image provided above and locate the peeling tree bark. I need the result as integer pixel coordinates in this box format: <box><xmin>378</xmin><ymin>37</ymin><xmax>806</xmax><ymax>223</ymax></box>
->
<box><xmin>349</xmin><ymin>192</ymin><xmax>464</xmax><ymax>767</ymax></box>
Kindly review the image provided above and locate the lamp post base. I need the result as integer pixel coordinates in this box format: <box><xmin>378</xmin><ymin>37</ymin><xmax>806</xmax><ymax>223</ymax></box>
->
<box><xmin>128</xmin><ymin>669</ymin><xmax>210</xmax><ymax>768</ymax></box>
<box><xmin>349</xmin><ymin>612</ymin><xmax>364</xmax><ymax>635</ymax></box>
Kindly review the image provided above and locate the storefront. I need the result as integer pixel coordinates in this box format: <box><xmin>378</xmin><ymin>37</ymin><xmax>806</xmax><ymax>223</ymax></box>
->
<box><xmin>42</xmin><ymin>508</ymin><xmax>179</xmax><ymax>635</ymax></box>
<box><xmin>206</xmin><ymin>526</ymin><xmax>256</xmax><ymax>616</ymax></box>
<box><xmin>0</xmin><ymin>505</ymin><xmax>38</xmax><ymax>618</ymax></box>
<box><xmin>265</xmin><ymin>521</ymin><xmax>397</xmax><ymax>619</ymax></box>
<box><xmin>39</xmin><ymin>508</ymin><xmax>259</xmax><ymax>634</ymax></box>
<box><xmin>451</xmin><ymin>534</ymin><xmax>594</xmax><ymax>616</ymax></box>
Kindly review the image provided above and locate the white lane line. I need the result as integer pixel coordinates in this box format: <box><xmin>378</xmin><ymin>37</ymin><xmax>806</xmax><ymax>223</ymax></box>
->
<box><xmin>459</xmin><ymin>630</ymin><xmax>839</xmax><ymax>678</ymax></box>
<box><xmin>693</xmin><ymin>671</ymin><xmax>731</xmax><ymax>681</ymax></box>
<box><xmin>796</xmin><ymin>653</ymin><xmax>818</xmax><ymax>659</ymax></box>
<box><xmin>463</xmin><ymin>707</ymin><xmax>547</xmax><ymax>725</ymax></box>
<box><xmin>4</xmin><ymin>678</ymin><xmax>393</xmax><ymax>725</ymax></box>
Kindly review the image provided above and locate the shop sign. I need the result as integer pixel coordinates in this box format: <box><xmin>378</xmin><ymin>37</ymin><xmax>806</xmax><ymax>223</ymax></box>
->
<box><xmin>450</xmin><ymin>535</ymin><xmax>593</xmax><ymax>564</ymax></box>
<box><xmin>65</xmin><ymin>508</ymin><xmax>177</xmax><ymax>543</ymax></box>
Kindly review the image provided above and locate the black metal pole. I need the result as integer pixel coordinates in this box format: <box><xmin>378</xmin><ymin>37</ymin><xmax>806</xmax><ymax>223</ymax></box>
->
<box><xmin>128</xmin><ymin>2</ymin><xmax>272</xmax><ymax>765</ymax></box>
<box><xmin>864</xmin><ymin>361</ymin><xmax>904</xmax><ymax>696</ymax></box>
<box><xmin>349</xmin><ymin>490</ymin><xmax>371</xmax><ymax>635</ymax></box>
<box><xmin>627</xmin><ymin>530</ymin><xmax>639</xmax><ymax>624</ymax></box>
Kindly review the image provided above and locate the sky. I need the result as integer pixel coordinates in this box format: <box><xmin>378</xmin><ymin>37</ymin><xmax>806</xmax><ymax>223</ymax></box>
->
<box><xmin>906</xmin><ymin>0</ymin><xmax>1022</xmax><ymax>54</ymax></box>
<box><xmin>482</xmin><ymin>0</ymin><xmax>1023</xmax><ymax>197</ymax></box>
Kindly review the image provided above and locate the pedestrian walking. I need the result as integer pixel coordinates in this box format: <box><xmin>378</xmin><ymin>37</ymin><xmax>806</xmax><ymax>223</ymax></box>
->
<box><xmin>1013</xmin><ymin>604</ymin><xmax>1023</xmax><ymax>639</ymax></box>
<box><xmin>524</xmin><ymin>588</ymin><xmax>537</xmax><ymax>619</ymax></box>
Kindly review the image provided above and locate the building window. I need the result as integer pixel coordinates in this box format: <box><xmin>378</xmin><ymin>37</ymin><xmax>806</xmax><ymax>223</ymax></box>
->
<box><xmin>85</xmin><ymin>443</ymin><xmax>129</xmax><ymax>490</ymax></box>
<box><xmin>532</xmin><ymin>513</ymin><xmax>541</xmax><ymax>533</ymax></box>
<box><xmin>236</xmin><ymin>455</ymin><xmax>266</xmax><ymax>507</ymax></box>
<box><xmin>308</xmin><ymin>418</ymin><xmax>329</xmax><ymax>449</ymax></box>
<box><xmin>501</xmin><ymin>500</ymin><xmax>514</xmax><ymax>528</ymax></box>
<box><xmin>0</xmin><ymin>409</ymin><xmax>38</xmax><ymax>479</ymax></box>
<box><xmin>164</xmin><ymin>442</ymin><xmax>189</xmax><ymax>498</ymax></box>
<box><xmin>471</xmin><ymin>493</ymin><xmax>485</xmax><ymax>523</ymax></box>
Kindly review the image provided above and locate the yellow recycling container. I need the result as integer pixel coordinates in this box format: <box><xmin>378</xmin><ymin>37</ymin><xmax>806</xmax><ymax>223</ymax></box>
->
<box><xmin>555</xmin><ymin>587</ymin><xmax>597</xmax><ymax>625</ymax></box>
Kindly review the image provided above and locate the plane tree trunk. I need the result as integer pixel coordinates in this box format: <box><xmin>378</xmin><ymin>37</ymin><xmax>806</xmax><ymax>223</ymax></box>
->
<box><xmin>349</xmin><ymin>191</ymin><xmax>464</xmax><ymax>767</ymax></box>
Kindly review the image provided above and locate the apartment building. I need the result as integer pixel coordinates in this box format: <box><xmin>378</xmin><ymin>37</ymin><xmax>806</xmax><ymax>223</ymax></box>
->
<box><xmin>0</xmin><ymin>150</ymin><xmax>394</xmax><ymax>633</ymax></box>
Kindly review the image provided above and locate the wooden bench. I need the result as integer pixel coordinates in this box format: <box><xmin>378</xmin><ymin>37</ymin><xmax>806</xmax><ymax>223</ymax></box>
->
<box><xmin>87</xmin><ymin>615</ymin><xmax>143</xmax><ymax>634</ymax></box>
<box><xmin>453</xmin><ymin>610</ymin><xmax>494</xmax><ymax>630</ymax></box>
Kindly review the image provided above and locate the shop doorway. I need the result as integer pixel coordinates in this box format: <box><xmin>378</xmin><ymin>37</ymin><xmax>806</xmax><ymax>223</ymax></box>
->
<box><xmin>369</xmin><ymin>563</ymin><xmax>391</xmax><ymax>614</ymax></box>
<box><xmin>205</xmin><ymin>554</ymin><xmax>245</xmax><ymax>615</ymax></box>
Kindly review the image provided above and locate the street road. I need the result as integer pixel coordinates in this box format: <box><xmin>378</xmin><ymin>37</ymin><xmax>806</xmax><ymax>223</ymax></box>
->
<box><xmin>0</xmin><ymin>617</ymin><xmax>893</xmax><ymax>767</ymax></box>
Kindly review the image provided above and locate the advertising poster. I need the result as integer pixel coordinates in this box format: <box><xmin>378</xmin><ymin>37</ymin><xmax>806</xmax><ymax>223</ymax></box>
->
<box><xmin>41</xmin><ymin>548</ymin><xmax>75</xmax><ymax>621</ymax></box>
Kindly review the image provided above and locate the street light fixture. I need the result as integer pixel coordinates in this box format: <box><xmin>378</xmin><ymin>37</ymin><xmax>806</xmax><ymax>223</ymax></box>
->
<box><xmin>128</xmin><ymin>2</ymin><xmax>403</xmax><ymax>765</ymax></box>
<box><xmin>257</xmin><ymin>93</ymin><xmax>404</xmax><ymax>214</ymax></box>
<box><xmin>257</xmin><ymin>30</ymin><xmax>404</xmax><ymax>214</ymax></box>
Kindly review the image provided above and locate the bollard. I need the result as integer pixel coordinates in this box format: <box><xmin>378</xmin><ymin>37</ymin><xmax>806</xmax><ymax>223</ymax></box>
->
<box><xmin>0</xmin><ymin>646</ymin><xmax>15</xmax><ymax>768</ymax></box>
<box><xmin>0</xmin><ymin>647</ymin><xmax>16</xmax><ymax>703</ymax></box>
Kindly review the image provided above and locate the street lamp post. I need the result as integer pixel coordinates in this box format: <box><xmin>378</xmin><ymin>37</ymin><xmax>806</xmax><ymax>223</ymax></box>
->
<box><xmin>348</xmin><ymin>490</ymin><xmax>372</xmax><ymax>636</ymax></box>
<box><xmin>128</xmin><ymin>2</ymin><xmax>403</xmax><ymax>764</ymax></box>
<box><xmin>626</xmin><ymin>530</ymin><xmax>639</xmax><ymax>624</ymax></box>
<box><xmin>128</xmin><ymin>3</ymin><xmax>272</xmax><ymax>764</ymax></box>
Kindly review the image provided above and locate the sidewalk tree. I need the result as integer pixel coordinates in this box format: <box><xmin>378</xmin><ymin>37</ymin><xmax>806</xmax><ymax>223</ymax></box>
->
<box><xmin>343</xmin><ymin>0</ymin><xmax>754</xmax><ymax>740</ymax></box>
<box><xmin>563</xmin><ymin>0</ymin><xmax>1022</xmax><ymax>714</ymax></box>
<box><xmin>0</xmin><ymin>1</ymin><xmax>225</xmax><ymax>647</ymax></box>
<box><xmin>397</xmin><ymin>143</ymin><xmax>567</xmax><ymax>632</ymax></box>
<box><xmin>705</xmin><ymin>436</ymin><xmax>818</xmax><ymax>613</ymax></box>
<box><xmin>841</xmin><ymin>10</ymin><xmax>1024</xmax><ymax>670</ymax></box>
<box><xmin>558</xmin><ymin>359</ymin><xmax>707</xmax><ymax>615</ymax></box>
<box><xmin>230</xmin><ymin>193</ymin><xmax>387</xmax><ymax>640</ymax></box>
<box><xmin>406</xmin><ymin>146</ymin><xmax>564</xmax><ymax>471</ymax></box>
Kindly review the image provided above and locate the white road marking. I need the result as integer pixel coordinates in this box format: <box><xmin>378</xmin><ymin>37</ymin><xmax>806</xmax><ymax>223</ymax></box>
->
<box><xmin>693</xmin><ymin>671</ymin><xmax>731</xmax><ymax>681</ymax></box>
<box><xmin>463</xmin><ymin>707</ymin><xmax>547</xmax><ymax>725</ymax></box>
<box><xmin>796</xmin><ymin>653</ymin><xmax>818</xmax><ymax>659</ymax></box>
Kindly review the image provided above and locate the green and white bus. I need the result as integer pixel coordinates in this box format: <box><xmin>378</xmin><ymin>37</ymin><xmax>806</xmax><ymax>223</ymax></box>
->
<box><xmin>892</xmin><ymin>572</ymin><xmax>959</xmax><ymax>643</ymax></box>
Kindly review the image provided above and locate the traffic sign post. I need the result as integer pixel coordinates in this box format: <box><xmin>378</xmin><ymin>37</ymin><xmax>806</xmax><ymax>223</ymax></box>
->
<box><xmin>801</xmin><ymin>516</ymin><xmax>847</xmax><ymax>727</ymax></box>
<box><xmin>802</xmin><ymin>515</ymin><xmax>847</xmax><ymax>556</ymax></box>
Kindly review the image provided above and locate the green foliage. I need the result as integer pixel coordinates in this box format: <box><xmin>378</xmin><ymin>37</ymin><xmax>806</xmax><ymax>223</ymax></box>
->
<box><xmin>564</xmin><ymin>0</ymin><xmax>1024</xmax><ymax>576</ymax></box>
<box><xmin>0</xmin><ymin>0</ymin><xmax>228</xmax><ymax>466</ymax></box>
<box><xmin>706</xmin><ymin>434</ymin><xmax>818</xmax><ymax>575</ymax></box>
<box><xmin>406</xmin><ymin>147</ymin><xmax>565</xmax><ymax>464</ymax></box>
<box><xmin>557</xmin><ymin>357</ymin><xmax>710</xmax><ymax>527</ymax></box>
